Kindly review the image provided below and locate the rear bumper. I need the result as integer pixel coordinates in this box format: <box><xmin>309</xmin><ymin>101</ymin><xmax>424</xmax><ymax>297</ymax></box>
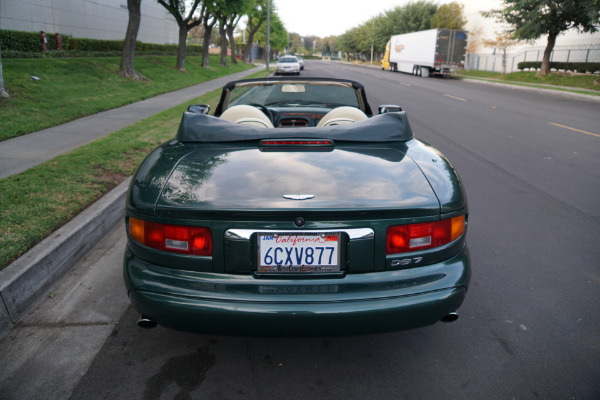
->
<box><xmin>434</xmin><ymin>64</ymin><xmax>462</xmax><ymax>75</ymax></box>
<box><xmin>275</xmin><ymin>68</ymin><xmax>300</xmax><ymax>74</ymax></box>
<box><xmin>124</xmin><ymin>246</ymin><xmax>470</xmax><ymax>336</ymax></box>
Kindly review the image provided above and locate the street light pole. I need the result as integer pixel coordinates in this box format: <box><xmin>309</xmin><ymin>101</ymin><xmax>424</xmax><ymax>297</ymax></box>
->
<box><xmin>266</xmin><ymin>0</ymin><xmax>270</xmax><ymax>72</ymax></box>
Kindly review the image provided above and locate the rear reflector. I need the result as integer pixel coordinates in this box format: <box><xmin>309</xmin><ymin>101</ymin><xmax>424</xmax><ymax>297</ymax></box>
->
<box><xmin>128</xmin><ymin>217</ymin><xmax>212</xmax><ymax>256</ymax></box>
<box><xmin>386</xmin><ymin>215</ymin><xmax>465</xmax><ymax>254</ymax></box>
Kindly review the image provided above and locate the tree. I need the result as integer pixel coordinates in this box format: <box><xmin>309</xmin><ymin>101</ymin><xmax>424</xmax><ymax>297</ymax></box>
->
<box><xmin>0</xmin><ymin>42</ymin><xmax>8</xmax><ymax>99</ymax></box>
<box><xmin>242</xmin><ymin>0</ymin><xmax>269</xmax><ymax>63</ymax></box>
<box><xmin>431</xmin><ymin>2</ymin><xmax>466</xmax><ymax>29</ymax></box>
<box><xmin>287</xmin><ymin>33</ymin><xmax>305</xmax><ymax>54</ymax></box>
<box><xmin>324</xmin><ymin>35</ymin><xmax>337</xmax><ymax>56</ymax></box>
<box><xmin>224</xmin><ymin>0</ymin><xmax>253</xmax><ymax>64</ymax></box>
<box><xmin>303</xmin><ymin>35</ymin><xmax>322</xmax><ymax>54</ymax></box>
<box><xmin>218</xmin><ymin>20</ymin><xmax>228</xmax><ymax>66</ymax></box>
<box><xmin>157</xmin><ymin>0</ymin><xmax>205</xmax><ymax>71</ymax></box>
<box><xmin>466</xmin><ymin>26</ymin><xmax>484</xmax><ymax>55</ymax></box>
<box><xmin>119</xmin><ymin>0</ymin><xmax>143</xmax><ymax>79</ymax></box>
<box><xmin>255</xmin><ymin>12</ymin><xmax>287</xmax><ymax>55</ymax></box>
<box><xmin>338</xmin><ymin>1</ymin><xmax>439</xmax><ymax>57</ymax></box>
<box><xmin>213</xmin><ymin>0</ymin><xmax>250</xmax><ymax>66</ymax></box>
<box><xmin>482</xmin><ymin>0</ymin><xmax>600</xmax><ymax>76</ymax></box>
<box><xmin>337</xmin><ymin>27</ymin><xmax>359</xmax><ymax>59</ymax></box>
<box><xmin>483</xmin><ymin>31</ymin><xmax>520</xmax><ymax>74</ymax></box>
<box><xmin>268</xmin><ymin>15</ymin><xmax>288</xmax><ymax>53</ymax></box>
<box><xmin>380</xmin><ymin>1</ymin><xmax>438</xmax><ymax>36</ymax></box>
<box><xmin>325</xmin><ymin>36</ymin><xmax>337</xmax><ymax>55</ymax></box>
<box><xmin>201</xmin><ymin>4</ymin><xmax>218</xmax><ymax>68</ymax></box>
<box><xmin>188</xmin><ymin>24</ymin><xmax>217</xmax><ymax>44</ymax></box>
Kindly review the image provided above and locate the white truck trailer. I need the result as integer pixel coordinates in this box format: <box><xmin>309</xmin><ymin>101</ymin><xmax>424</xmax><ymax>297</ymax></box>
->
<box><xmin>381</xmin><ymin>29</ymin><xmax>468</xmax><ymax>77</ymax></box>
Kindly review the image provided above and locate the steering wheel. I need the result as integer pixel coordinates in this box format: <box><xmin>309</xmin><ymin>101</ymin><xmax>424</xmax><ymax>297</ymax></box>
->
<box><xmin>247</xmin><ymin>103</ymin><xmax>276</xmax><ymax>125</ymax></box>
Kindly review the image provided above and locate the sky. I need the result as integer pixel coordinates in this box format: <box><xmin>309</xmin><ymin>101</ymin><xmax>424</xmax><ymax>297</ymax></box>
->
<box><xmin>274</xmin><ymin>0</ymin><xmax>599</xmax><ymax>49</ymax></box>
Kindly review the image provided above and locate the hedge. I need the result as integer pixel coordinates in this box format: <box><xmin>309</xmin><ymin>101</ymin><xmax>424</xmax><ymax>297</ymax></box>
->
<box><xmin>0</xmin><ymin>29</ymin><xmax>59</xmax><ymax>52</ymax></box>
<box><xmin>0</xmin><ymin>29</ymin><xmax>202</xmax><ymax>57</ymax></box>
<box><xmin>518</xmin><ymin>61</ymin><xmax>600</xmax><ymax>74</ymax></box>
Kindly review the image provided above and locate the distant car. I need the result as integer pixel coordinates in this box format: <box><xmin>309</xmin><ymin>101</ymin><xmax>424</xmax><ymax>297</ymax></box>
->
<box><xmin>124</xmin><ymin>77</ymin><xmax>470</xmax><ymax>336</ymax></box>
<box><xmin>297</xmin><ymin>56</ymin><xmax>304</xmax><ymax>70</ymax></box>
<box><xmin>275</xmin><ymin>56</ymin><xmax>301</xmax><ymax>75</ymax></box>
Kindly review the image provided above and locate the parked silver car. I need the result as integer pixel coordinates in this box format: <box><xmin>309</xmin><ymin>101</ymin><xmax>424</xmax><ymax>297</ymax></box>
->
<box><xmin>275</xmin><ymin>56</ymin><xmax>301</xmax><ymax>75</ymax></box>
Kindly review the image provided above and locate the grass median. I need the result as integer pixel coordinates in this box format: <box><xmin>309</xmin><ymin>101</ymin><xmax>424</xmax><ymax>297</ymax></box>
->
<box><xmin>0</xmin><ymin>69</ymin><xmax>272</xmax><ymax>270</ymax></box>
<box><xmin>455</xmin><ymin>70</ymin><xmax>600</xmax><ymax>95</ymax></box>
<box><xmin>0</xmin><ymin>55</ymin><xmax>255</xmax><ymax>141</ymax></box>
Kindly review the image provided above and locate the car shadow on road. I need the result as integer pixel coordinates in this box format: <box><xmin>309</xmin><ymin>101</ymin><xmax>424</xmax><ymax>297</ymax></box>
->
<box><xmin>69</xmin><ymin>305</ymin><xmax>468</xmax><ymax>400</ymax></box>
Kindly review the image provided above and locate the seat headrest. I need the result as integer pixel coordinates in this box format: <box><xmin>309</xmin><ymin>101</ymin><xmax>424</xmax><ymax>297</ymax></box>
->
<box><xmin>220</xmin><ymin>105</ymin><xmax>274</xmax><ymax>128</ymax></box>
<box><xmin>317</xmin><ymin>106</ymin><xmax>368</xmax><ymax>127</ymax></box>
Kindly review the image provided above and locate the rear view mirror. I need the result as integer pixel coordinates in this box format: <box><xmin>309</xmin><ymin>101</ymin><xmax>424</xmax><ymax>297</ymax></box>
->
<box><xmin>281</xmin><ymin>84</ymin><xmax>306</xmax><ymax>93</ymax></box>
<box><xmin>188</xmin><ymin>104</ymin><xmax>211</xmax><ymax>114</ymax></box>
<box><xmin>378</xmin><ymin>104</ymin><xmax>403</xmax><ymax>114</ymax></box>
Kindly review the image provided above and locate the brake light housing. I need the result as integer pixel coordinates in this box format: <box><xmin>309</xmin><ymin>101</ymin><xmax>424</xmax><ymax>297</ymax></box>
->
<box><xmin>386</xmin><ymin>215</ymin><xmax>465</xmax><ymax>254</ymax></box>
<box><xmin>261</xmin><ymin>139</ymin><xmax>333</xmax><ymax>145</ymax></box>
<box><xmin>128</xmin><ymin>217</ymin><xmax>212</xmax><ymax>256</ymax></box>
<box><xmin>259</xmin><ymin>138</ymin><xmax>334</xmax><ymax>152</ymax></box>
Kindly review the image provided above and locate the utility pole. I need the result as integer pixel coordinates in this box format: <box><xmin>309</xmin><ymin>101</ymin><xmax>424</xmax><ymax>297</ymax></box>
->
<box><xmin>266</xmin><ymin>0</ymin><xmax>270</xmax><ymax>72</ymax></box>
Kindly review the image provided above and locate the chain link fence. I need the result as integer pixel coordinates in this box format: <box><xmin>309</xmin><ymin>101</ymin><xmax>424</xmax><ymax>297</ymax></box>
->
<box><xmin>466</xmin><ymin>46</ymin><xmax>600</xmax><ymax>73</ymax></box>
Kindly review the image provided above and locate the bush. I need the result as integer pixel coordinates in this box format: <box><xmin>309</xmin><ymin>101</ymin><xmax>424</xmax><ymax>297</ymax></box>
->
<box><xmin>1</xmin><ymin>29</ymin><xmax>202</xmax><ymax>57</ymax></box>
<box><xmin>64</xmin><ymin>37</ymin><xmax>123</xmax><ymax>52</ymax></box>
<box><xmin>1</xmin><ymin>29</ymin><xmax>43</xmax><ymax>52</ymax></box>
<box><xmin>518</xmin><ymin>61</ymin><xmax>600</xmax><ymax>74</ymax></box>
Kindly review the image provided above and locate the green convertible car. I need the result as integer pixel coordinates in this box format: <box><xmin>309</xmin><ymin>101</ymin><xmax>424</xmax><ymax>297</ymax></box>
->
<box><xmin>124</xmin><ymin>77</ymin><xmax>470</xmax><ymax>336</ymax></box>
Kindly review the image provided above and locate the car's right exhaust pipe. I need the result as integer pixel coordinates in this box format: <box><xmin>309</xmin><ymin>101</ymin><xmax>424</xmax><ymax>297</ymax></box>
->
<box><xmin>440</xmin><ymin>312</ymin><xmax>459</xmax><ymax>323</ymax></box>
<box><xmin>137</xmin><ymin>315</ymin><xmax>157</xmax><ymax>329</ymax></box>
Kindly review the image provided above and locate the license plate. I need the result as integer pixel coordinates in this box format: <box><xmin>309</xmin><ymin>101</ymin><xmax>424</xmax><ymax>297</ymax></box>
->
<box><xmin>257</xmin><ymin>232</ymin><xmax>341</xmax><ymax>273</ymax></box>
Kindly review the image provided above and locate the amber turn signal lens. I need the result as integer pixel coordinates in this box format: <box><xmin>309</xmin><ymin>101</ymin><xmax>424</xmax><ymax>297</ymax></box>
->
<box><xmin>129</xmin><ymin>217</ymin><xmax>145</xmax><ymax>244</ymax></box>
<box><xmin>451</xmin><ymin>215</ymin><xmax>465</xmax><ymax>241</ymax></box>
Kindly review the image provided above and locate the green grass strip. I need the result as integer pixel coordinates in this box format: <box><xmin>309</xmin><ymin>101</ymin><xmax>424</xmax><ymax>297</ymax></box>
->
<box><xmin>455</xmin><ymin>70</ymin><xmax>600</xmax><ymax>96</ymax></box>
<box><xmin>0</xmin><ymin>55</ymin><xmax>255</xmax><ymax>141</ymax></box>
<box><xmin>0</xmin><ymin>69</ymin><xmax>271</xmax><ymax>270</ymax></box>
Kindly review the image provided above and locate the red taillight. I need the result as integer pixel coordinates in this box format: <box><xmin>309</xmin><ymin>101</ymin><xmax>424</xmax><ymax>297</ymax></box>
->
<box><xmin>386</xmin><ymin>215</ymin><xmax>465</xmax><ymax>254</ymax></box>
<box><xmin>129</xmin><ymin>217</ymin><xmax>212</xmax><ymax>256</ymax></box>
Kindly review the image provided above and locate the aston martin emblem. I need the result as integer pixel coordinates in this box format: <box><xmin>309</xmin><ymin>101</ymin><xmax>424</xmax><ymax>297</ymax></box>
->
<box><xmin>283</xmin><ymin>194</ymin><xmax>315</xmax><ymax>200</ymax></box>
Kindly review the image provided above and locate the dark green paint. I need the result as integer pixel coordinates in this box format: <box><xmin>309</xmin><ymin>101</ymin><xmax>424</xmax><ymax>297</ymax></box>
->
<box><xmin>124</xmin><ymin>247</ymin><xmax>469</xmax><ymax>336</ymax></box>
<box><xmin>123</xmin><ymin>78</ymin><xmax>469</xmax><ymax>335</ymax></box>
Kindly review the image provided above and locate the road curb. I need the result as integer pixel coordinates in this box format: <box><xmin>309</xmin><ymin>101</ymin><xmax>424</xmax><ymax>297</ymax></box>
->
<box><xmin>0</xmin><ymin>178</ymin><xmax>131</xmax><ymax>334</ymax></box>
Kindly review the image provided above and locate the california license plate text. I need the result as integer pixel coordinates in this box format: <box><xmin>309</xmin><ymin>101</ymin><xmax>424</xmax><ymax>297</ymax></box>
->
<box><xmin>258</xmin><ymin>233</ymin><xmax>340</xmax><ymax>272</ymax></box>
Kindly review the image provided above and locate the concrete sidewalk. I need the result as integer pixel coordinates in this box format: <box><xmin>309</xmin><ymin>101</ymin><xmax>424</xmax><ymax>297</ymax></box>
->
<box><xmin>0</xmin><ymin>65</ymin><xmax>263</xmax><ymax>179</ymax></box>
<box><xmin>0</xmin><ymin>66</ymin><xmax>264</xmax><ymax>334</ymax></box>
<box><xmin>0</xmin><ymin>222</ymin><xmax>130</xmax><ymax>399</ymax></box>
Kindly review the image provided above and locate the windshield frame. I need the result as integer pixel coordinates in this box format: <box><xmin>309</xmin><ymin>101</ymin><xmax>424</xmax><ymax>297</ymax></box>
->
<box><xmin>214</xmin><ymin>78</ymin><xmax>373</xmax><ymax>116</ymax></box>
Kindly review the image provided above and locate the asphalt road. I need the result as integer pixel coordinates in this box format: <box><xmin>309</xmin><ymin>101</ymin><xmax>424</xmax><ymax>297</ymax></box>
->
<box><xmin>2</xmin><ymin>61</ymin><xmax>599</xmax><ymax>400</ymax></box>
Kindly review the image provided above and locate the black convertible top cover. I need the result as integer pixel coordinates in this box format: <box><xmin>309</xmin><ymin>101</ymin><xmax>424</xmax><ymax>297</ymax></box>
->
<box><xmin>176</xmin><ymin>111</ymin><xmax>414</xmax><ymax>143</ymax></box>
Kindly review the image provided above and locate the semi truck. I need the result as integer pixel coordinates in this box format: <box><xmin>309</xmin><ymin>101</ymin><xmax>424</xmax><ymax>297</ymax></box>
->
<box><xmin>381</xmin><ymin>29</ymin><xmax>468</xmax><ymax>77</ymax></box>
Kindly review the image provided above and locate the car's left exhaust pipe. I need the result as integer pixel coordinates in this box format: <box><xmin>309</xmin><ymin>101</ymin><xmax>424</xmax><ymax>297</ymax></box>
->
<box><xmin>137</xmin><ymin>315</ymin><xmax>157</xmax><ymax>329</ymax></box>
<box><xmin>440</xmin><ymin>312</ymin><xmax>459</xmax><ymax>323</ymax></box>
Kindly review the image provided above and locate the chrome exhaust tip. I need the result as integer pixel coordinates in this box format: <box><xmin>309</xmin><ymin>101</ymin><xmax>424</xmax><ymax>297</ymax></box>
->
<box><xmin>137</xmin><ymin>315</ymin><xmax>157</xmax><ymax>329</ymax></box>
<box><xmin>441</xmin><ymin>312</ymin><xmax>459</xmax><ymax>323</ymax></box>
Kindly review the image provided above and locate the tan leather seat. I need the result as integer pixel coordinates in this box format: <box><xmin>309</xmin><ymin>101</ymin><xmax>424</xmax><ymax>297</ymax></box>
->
<box><xmin>316</xmin><ymin>106</ymin><xmax>368</xmax><ymax>127</ymax></box>
<box><xmin>220</xmin><ymin>105</ymin><xmax>274</xmax><ymax>128</ymax></box>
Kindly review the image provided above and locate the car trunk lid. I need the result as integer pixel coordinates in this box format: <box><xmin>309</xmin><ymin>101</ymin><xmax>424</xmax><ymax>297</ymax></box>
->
<box><xmin>156</xmin><ymin>144</ymin><xmax>440</xmax><ymax>216</ymax></box>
